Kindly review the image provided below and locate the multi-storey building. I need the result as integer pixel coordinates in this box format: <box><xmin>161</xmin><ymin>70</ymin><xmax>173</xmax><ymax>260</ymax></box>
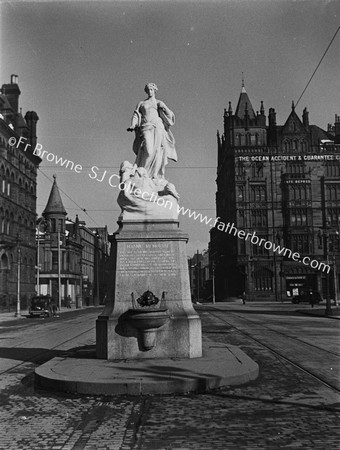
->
<box><xmin>88</xmin><ymin>226</ymin><xmax>110</xmax><ymax>305</ymax></box>
<box><xmin>37</xmin><ymin>176</ymin><xmax>83</xmax><ymax>306</ymax></box>
<box><xmin>210</xmin><ymin>83</ymin><xmax>340</xmax><ymax>302</ymax></box>
<box><xmin>0</xmin><ymin>75</ymin><xmax>41</xmax><ymax>310</ymax></box>
<box><xmin>188</xmin><ymin>250</ymin><xmax>211</xmax><ymax>302</ymax></box>
<box><xmin>37</xmin><ymin>176</ymin><xmax>110</xmax><ymax>306</ymax></box>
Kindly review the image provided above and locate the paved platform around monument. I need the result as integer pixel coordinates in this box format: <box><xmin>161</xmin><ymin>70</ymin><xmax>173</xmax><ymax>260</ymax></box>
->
<box><xmin>35</xmin><ymin>341</ymin><xmax>259</xmax><ymax>396</ymax></box>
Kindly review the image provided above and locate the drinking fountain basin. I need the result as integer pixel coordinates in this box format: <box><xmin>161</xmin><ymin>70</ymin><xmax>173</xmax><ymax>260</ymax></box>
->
<box><xmin>126</xmin><ymin>308</ymin><xmax>169</xmax><ymax>350</ymax></box>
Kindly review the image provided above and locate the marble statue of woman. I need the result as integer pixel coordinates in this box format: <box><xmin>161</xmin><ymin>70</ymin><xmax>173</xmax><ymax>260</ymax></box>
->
<box><xmin>127</xmin><ymin>83</ymin><xmax>177</xmax><ymax>180</ymax></box>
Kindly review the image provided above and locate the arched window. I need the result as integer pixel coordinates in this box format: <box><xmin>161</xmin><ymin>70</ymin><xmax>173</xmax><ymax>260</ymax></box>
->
<box><xmin>4</xmin><ymin>210</ymin><xmax>9</xmax><ymax>235</ymax></box>
<box><xmin>1</xmin><ymin>253</ymin><xmax>8</xmax><ymax>269</ymax></box>
<box><xmin>246</xmin><ymin>133</ymin><xmax>251</xmax><ymax>146</ymax></box>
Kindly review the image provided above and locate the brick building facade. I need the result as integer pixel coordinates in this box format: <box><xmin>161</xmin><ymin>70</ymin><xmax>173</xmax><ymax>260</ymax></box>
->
<box><xmin>37</xmin><ymin>176</ymin><xmax>110</xmax><ymax>307</ymax></box>
<box><xmin>0</xmin><ymin>75</ymin><xmax>41</xmax><ymax>310</ymax></box>
<box><xmin>210</xmin><ymin>83</ymin><xmax>340</xmax><ymax>302</ymax></box>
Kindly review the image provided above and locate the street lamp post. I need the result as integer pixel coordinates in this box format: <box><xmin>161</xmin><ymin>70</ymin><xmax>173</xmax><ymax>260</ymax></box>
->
<box><xmin>36</xmin><ymin>218</ymin><xmax>48</xmax><ymax>295</ymax></box>
<box><xmin>212</xmin><ymin>262</ymin><xmax>215</xmax><ymax>304</ymax></box>
<box><xmin>15</xmin><ymin>233</ymin><xmax>21</xmax><ymax>317</ymax></box>
<box><xmin>333</xmin><ymin>255</ymin><xmax>339</xmax><ymax>307</ymax></box>
<box><xmin>58</xmin><ymin>229</ymin><xmax>62</xmax><ymax>310</ymax></box>
<box><xmin>37</xmin><ymin>228</ymin><xmax>40</xmax><ymax>295</ymax></box>
<box><xmin>334</xmin><ymin>216</ymin><xmax>340</xmax><ymax>307</ymax></box>
<box><xmin>322</xmin><ymin>223</ymin><xmax>332</xmax><ymax>316</ymax></box>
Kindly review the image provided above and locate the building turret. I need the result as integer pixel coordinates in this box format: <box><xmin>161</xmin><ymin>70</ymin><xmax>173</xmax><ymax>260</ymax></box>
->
<box><xmin>268</xmin><ymin>107</ymin><xmax>277</xmax><ymax>145</ymax></box>
<box><xmin>235</xmin><ymin>84</ymin><xmax>256</xmax><ymax>121</ymax></box>
<box><xmin>257</xmin><ymin>100</ymin><xmax>266</xmax><ymax>126</ymax></box>
<box><xmin>43</xmin><ymin>176</ymin><xmax>67</xmax><ymax>244</ymax></box>
<box><xmin>260</xmin><ymin>101</ymin><xmax>265</xmax><ymax>116</ymax></box>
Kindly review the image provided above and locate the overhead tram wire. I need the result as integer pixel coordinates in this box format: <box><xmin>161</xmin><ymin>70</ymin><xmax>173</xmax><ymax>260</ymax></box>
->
<box><xmin>41</xmin><ymin>166</ymin><xmax>217</xmax><ymax>170</ymax></box>
<box><xmin>295</xmin><ymin>26</ymin><xmax>340</xmax><ymax>108</ymax></box>
<box><xmin>38</xmin><ymin>168</ymin><xmax>102</xmax><ymax>228</ymax></box>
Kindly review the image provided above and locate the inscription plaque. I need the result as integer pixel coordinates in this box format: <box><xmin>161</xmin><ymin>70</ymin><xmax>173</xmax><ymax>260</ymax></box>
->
<box><xmin>118</xmin><ymin>242</ymin><xmax>177</xmax><ymax>277</ymax></box>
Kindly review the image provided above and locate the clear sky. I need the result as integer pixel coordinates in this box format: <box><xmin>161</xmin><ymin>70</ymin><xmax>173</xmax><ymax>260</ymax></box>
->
<box><xmin>1</xmin><ymin>0</ymin><xmax>339</xmax><ymax>256</ymax></box>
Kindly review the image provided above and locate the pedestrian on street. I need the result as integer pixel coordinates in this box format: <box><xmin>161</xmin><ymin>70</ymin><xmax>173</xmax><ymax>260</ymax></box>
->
<box><xmin>242</xmin><ymin>291</ymin><xmax>246</xmax><ymax>304</ymax></box>
<box><xmin>51</xmin><ymin>301</ymin><xmax>58</xmax><ymax>316</ymax></box>
<box><xmin>309</xmin><ymin>290</ymin><xmax>315</xmax><ymax>308</ymax></box>
<box><xmin>66</xmin><ymin>295</ymin><xmax>72</xmax><ymax>309</ymax></box>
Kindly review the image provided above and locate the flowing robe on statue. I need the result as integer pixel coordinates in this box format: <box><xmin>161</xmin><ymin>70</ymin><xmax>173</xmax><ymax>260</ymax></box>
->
<box><xmin>131</xmin><ymin>102</ymin><xmax>177</xmax><ymax>180</ymax></box>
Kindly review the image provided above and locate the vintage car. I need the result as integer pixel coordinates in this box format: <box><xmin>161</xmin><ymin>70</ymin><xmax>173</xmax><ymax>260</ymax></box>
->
<box><xmin>291</xmin><ymin>290</ymin><xmax>322</xmax><ymax>305</ymax></box>
<box><xmin>28</xmin><ymin>295</ymin><xmax>57</xmax><ymax>318</ymax></box>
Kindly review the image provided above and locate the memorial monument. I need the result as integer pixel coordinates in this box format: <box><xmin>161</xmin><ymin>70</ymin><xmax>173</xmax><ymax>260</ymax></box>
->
<box><xmin>96</xmin><ymin>83</ymin><xmax>202</xmax><ymax>359</ymax></box>
<box><xmin>35</xmin><ymin>84</ymin><xmax>258</xmax><ymax>395</ymax></box>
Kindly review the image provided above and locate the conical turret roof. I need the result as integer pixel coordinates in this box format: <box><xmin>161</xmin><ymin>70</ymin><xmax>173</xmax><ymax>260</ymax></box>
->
<box><xmin>43</xmin><ymin>175</ymin><xmax>67</xmax><ymax>216</ymax></box>
<box><xmin>235</xmin><ymin>83</ymin><xmax>256</xmax><ymax>120</ymax></box>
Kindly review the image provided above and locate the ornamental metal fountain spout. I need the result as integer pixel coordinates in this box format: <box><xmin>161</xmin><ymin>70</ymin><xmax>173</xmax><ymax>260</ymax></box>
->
<box><xmin>126</xmin><ymin>291</ymin><xmax>169</xmax><ymax>350</ymax></box>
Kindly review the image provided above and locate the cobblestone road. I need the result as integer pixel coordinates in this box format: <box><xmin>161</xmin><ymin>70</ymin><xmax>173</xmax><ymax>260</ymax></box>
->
<box><xmin>0</xmin><ymin>304</ymin><xmax>339</xmax><ymax>449</ymax></box>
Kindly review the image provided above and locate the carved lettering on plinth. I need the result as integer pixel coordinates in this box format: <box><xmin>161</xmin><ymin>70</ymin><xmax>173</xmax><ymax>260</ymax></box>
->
<box><xmin>118</xmin><ymin>242</ymin><xmax>177</xmax><ymax>277</ymax></box>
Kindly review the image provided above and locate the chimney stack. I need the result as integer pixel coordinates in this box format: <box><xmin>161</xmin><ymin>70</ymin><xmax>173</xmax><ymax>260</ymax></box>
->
<box><xmin>1</xmin><ymin>75</ymin><xmax>21</xmax><ymax>113</ymax></box>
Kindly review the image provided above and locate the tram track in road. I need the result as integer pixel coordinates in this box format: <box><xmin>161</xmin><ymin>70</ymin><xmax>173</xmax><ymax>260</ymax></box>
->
<box><xmin>213</xmin><ymin>309</ymin><xmax>340</xmax><ymax>358</ymax></box>
<box><xmin>0</xmin><ymin>319</ymin><xmax>96</xmax><ymax>377</ymax></box>
<box><xmin>203</xmin><ymin>308</ymin><xmax>340</xmax><ymax>395</ymax></box>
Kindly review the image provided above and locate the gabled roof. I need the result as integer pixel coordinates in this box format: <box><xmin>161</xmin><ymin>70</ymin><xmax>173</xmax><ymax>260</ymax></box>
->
<box><xmin>235</xmin><ymin>86</ymin><xmax>256</xmax><ymax>120</ymax></box>
<box><xmin>281</xmin><ymin>103</ymin><xmax>306</xmax><ymax>134</ymax></box>
<box><xmin>0</xmin><ymin>94</ymin><xmax>14</xmax><ymax>112</ymax></box>
<box><xmin>16</xmin><ymin>112</ymin><xmax>28</xmax><ymax>129</ymax></box>
<box><xmin>43</xmin><ymin>176</ymin><xmax>67</xmax><ymax>216</ymax></box>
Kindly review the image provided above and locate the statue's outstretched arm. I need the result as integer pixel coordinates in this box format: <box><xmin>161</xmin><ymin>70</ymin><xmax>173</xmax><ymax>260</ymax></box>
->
<box><xmin>127</xmin><ymin>103</ymin><xmax>142</xmax><ymax>132</ymax></box>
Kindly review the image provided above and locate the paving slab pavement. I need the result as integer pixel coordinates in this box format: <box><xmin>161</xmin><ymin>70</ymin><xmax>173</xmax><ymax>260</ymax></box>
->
<box><xmin>35</xmin><ymin>341</ymin><xmax>259</xmax><ymax>396</ymax></box>
<box><xmin>1</xmin><ymin>302</ymin><xmax>339</xmax><ymax>449</ymax></box>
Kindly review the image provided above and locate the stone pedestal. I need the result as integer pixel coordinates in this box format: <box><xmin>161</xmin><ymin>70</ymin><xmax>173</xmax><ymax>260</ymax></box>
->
<box><xmin>96</xmin><ymin>220</ymin><xmax>202</xmax><ymax>359</ymax></box>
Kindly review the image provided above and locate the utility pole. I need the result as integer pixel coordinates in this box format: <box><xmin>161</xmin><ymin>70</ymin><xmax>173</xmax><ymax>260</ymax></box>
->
<box><xmin>37</xmin><ymin>226</ymin><xmax>40</xmax><ymax>295</ymax></box>
<box><xmin>212</xmin><ymin>262</ymin><xmax>215</xmax><ymax>304</ymax></box>
<box><xmin>196</xmin><ymin>249</ymin><xmax>200</xmax><ymax>302</ymax></box>
<box><xmin>332</xmin><ymin>216</ymin><xmax>340</xmax><ymax>307</ymax></box>
<box><xmin>333</xmin><ymin>255</ymin><xmax>339</xmax><ymax>306</ymax></box>
<box><xmin>323</xmin><ymin>222</ymin><xmax>332</xmax><ymax>316</ymax></box>
<box><xmin>15</xmin><ymin>233</ymin><xmax>21</xmax><ymax>317</ymax></box>
<box><xmin>36</xmin><ymin>218</ymin><xmax>46</xmax><ymax>295</ymax></box>
<box><xmin>58</xmin><ymin>230</ymin><xmax>61</xmax><ymax>310</ymax></box>
<box><xmin>94</xmin><ymin>232</ymin><xmax>100</xmax><ymax>306</ymax></box>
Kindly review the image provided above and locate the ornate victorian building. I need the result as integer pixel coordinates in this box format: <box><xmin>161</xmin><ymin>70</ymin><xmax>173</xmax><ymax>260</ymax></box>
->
<box><xmin>210</xmin><ymin>83</ymin><xmax>340</xmax><ymax>302</ymax></box>
<box><xmin>37</xmin><ymin>177</ymin><xmax>110</xmax><ymax>306</ymax></box>
<box><xmin>37</xmin><ymin>176</ymin><xmax>83</xmax><ymax>306</ymax></box>
<box><xmin>0</xmin><ymin>75</ymin><xmax>41</xmax><ymax>310</ymax></box>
